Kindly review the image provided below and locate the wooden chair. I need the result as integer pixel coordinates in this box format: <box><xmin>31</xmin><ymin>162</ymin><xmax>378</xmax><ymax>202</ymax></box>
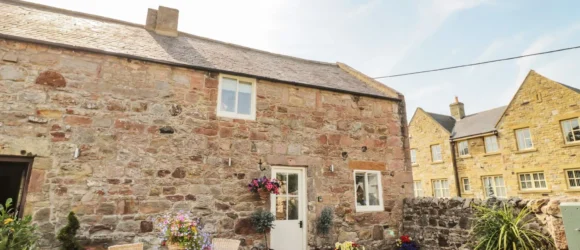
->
<box><xmin>212</xmin><ymin>238</ymin><xmax>240</xmax><ymax>250</ymax></box>
<box><xmin>108</xmin><ymin>243</ymin><xmax>143</xmax><ymax>250</ymax></box>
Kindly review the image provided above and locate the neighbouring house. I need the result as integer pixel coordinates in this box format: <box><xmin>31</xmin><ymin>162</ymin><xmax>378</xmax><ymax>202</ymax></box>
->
<box><xmin>410</xmin><ymin>70</ymin><xmax>580</xmax><ymax>199</ymax></box>
<box><xmin>0</xmin><ymin>1</ymin><xmax>412</xmax><ymax>249</ymax></box>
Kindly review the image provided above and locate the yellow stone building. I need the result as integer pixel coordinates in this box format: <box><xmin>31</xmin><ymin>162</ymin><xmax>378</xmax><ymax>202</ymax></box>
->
<box><xmin>409</xmin><ymin>70</ymin><xmax>580</xmax><ymax>199</ymax></box>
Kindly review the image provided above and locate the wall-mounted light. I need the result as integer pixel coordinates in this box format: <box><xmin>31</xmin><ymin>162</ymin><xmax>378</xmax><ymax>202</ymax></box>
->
<box><xmin>258</xmin><ymin>159</ymin><xmax>266</xmax><ymax>171</ymax></box>
<box><xmin>228</xmin><ymin>158</ymin><xmax>232</xmax><ymax>167</ymax></box>
<box><xmin>73</xmin><ymin>147</ymin><xmax>80</xmax><ymax>159</ymax></box>
<box><xmin>330</xmin><ymin>164</ymin><xmax>334</xmax><ymax>172</ymax></box>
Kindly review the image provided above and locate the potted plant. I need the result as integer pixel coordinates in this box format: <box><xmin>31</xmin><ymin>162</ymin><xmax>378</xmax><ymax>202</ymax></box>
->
<box><xmin>152</xmin><ymin>211</ymin><xmax>211</xmax><ymax>250</ymax></box>
<box><xmin>248</xmin><ymin>176</ymin><xmax>281</xmax><ymax>201</ymax></box>
<box><xmin>0</xmin><ymin>198</ymin><xmax>39</xmax><ymax>250</ymax></box>
<box><xmin>395</xmin><ymin>235</ymin><xmax>419</xmax><ymax>250</ymax></box>
<box><xmin>335</xmin><ymin>241</ymin><xmax>364</xmax><ymax>250</ymax></box>
<box><xmin>56</xmin><ymin>211</ymin><xmax>82</xmax><ymax>250</ymax></box>
<box><xmin>250</xmin><ymin>209</ymin><xmax>275</xmax><ymax>250</ymax></box>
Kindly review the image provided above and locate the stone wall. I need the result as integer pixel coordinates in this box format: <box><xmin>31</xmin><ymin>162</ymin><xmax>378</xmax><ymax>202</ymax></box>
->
<box><xmin>402</xmin><ymin>197</ymin><xmax>577</xmax><ymax>250</ymax></box>
<box><xmin>0</xmin><ymin>38</ymin><xmax>412</xmax><ymax>249</ymax></box>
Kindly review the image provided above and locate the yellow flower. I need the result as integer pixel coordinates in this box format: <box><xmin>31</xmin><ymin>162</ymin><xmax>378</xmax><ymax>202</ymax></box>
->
<box><xmin>3</xmin><ymin>218</ymin><xmax>13</xmax><ymax>225</ymax></box>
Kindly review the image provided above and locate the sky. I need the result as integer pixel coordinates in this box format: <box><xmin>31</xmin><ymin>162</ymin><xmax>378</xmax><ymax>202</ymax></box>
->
<box><xmin>26</xmin><ymin>0</ymin><xmax>580</xmax><ymax>117</ymax></box>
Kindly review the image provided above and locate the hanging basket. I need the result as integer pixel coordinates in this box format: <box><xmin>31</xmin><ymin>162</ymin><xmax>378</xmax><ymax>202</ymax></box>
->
<box><xmin>166</xmin><ymin>243</ymin><xmax>187</xmax><ymax>250</ymax></box>
<box><xmin>258</xmin><ymin>190</ymin><xmax>270</xmax><ymax>202</ymax></box>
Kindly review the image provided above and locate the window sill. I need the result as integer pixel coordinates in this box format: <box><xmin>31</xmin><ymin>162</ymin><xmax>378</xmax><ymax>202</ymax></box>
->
<box><xmin>431</xmin><ymin>161</ymin><xmax>444</xmax><ymax>165</ymax></box>
<box><xmin>355</xmin><ymin>206</ymin><xmax>384</xmax><ymax>213</ymax></box>
<box><xmin>562</xmin><ymin>142</ymin><xmax>580</xmax><ymax>148</ymax></box>
<box><xmin>216</xmin><ymin>112</ymin><xmax>256</xmax><ymax>121</ymax></box>
<box><xmin>458</xmin><ymin>155</ymin><xmax>472</xmax><ymax>159</ymax></box>
<box><xmin>564</xmin><ymin>188</ymin><xmax>580</xmax><ymax>193</ymax></box>
<box><xmin>517</xmin><ymin>189</ymin><xmax>552</xmax><ymax>194</ymax></box>
<box><xmin>515</xmin><ymin>148</ymin><xmax>537</xmax><ymax>154</ymax></box>
<box><xmin>483</xmin><ymin>152</ymin><xmax>501</xmax><ymax>157</ymax></box>
<box><xmin>411</xmin><ymin>163</ymin><xmax>419</xmax><ymax>167</ymax></box>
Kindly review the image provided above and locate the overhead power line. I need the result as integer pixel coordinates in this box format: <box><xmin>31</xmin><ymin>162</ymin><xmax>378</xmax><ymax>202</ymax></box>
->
<box><xmin>373</xmin><ymin>45</ymin><xmax>580</xmax><ymax>79</ymax></box>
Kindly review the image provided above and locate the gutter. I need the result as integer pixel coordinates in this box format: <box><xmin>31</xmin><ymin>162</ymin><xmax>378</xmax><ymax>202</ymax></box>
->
<box><xmin>0</xmin><ymin>34</ymin><xmax>402</xmax><ymax>103</ymax></box>
<box><xmin>449</xmin><ymin>138</ymin><xmax>461</xmax><ymax>197</ymax></box>
<box><xmin>450</xmin><ymin>130</ymin><xmax>497</xmax><ymax>141</ymax></box>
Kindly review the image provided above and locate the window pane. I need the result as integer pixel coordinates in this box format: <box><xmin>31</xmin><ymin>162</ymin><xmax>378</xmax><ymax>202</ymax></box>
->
<box><xmin>275</xmin><ymin>196</ymin><xmax>287</xmax><ymax>220</ymax></box>
<box><xmin>575</xmin><ymin>170</ymin><xmax>580</xmax><ymax>178</ymax></box>
<box><xmin>220</xmin><ymin>78</ymin><xmax>237</xmax><ymax>112</ymax></box>
<box><xmin>410</xmin><ymin>150</ymin><xmax>417</xmax><ymax>164</ymax></box>
<box><xmin>288</xmin><ymin>197</ymin><xmax>299</xmax><ymax>220</ymax></box>
<box><xmin>355</xmin><ymin>173</ymin><xmax>366</xmax><ymax>206</ymax></box>
<box><xmin>276</xmin><ymin>173</ymin><xmax>287</xmax><ymax>194</ymax></box>
<box><xmin>288</xmin><ymin>173</ymin><xmax>298</xmax><ymax>195</ymax></box>
<box><xmin>568</xmin><ymin>171</ymin><xmax>575</xmax><ymax>179</ymax></box>
<box><xmin>485</xmin><ymin>136</ymin><xmax>499</xmax><ymax>152</ymax></box>
<box><xmin>368</xmin><ymin>174</ymin><xmax>380</xmax><ymax>206</ymax></box>
<box><xmin>237</xmin><ymin>81</ymin><xmax>252</xmax><ymax>115</ymax></box>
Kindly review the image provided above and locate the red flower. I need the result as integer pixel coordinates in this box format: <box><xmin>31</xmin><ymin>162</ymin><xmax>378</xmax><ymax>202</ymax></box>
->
<box><xmin>400</xmin><ymin>235</ymin><xmax>411</xmax><ymax>243</ymax></box>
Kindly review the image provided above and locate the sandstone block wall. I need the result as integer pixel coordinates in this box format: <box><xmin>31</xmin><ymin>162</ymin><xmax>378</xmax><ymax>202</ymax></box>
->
<box><xmin>0</xmin><ymin>39</ymin><xmax>411</xmax><ymax>249</ymax></box>
<box><xmin>402</xmin><ymin>197</ymin><xmax>577</xmax><ymax>250</ymax></box>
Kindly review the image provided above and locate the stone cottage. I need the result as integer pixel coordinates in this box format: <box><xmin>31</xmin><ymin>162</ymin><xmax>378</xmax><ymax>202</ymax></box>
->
<box><xmin>409</xmin><ymin>70</ymin><xmax>580</xmax><ymax>200</ymax></box>
<box><xmin>0</xmin><ymin>1</ymin><xmax>412</xmax><ymax>249</ymax></box>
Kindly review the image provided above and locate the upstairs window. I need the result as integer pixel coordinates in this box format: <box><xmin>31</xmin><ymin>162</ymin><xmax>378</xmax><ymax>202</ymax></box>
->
<box><xmin>519</xmin><ymin>172</ymin><xmax>547</xmax><ymax>190</ymax></box>
<box><xmin>561</xmin><ymin>118</ymin><xmax>580</xmax><ymax>144</ymax></box>
<box><xmin>217</xmin><ymin>74</ymin><xmax>256</xmax><ymax>120</ymax></box>
<box><xmin>484</xmin><ymin>135</ymin><xmax>499</xmax><ymax>153</ymax></box>
<box><xmin>458</xmin><ymin>141</ymin><xmax>469</xmax><ymax>156</ymax></box>
<box><xmin>354</xmin><ymin>171</ymin><xmax>383</xmax><ymax>212</ymax></box>
<box><xmin>515</xmin><ymin>128</ymin><xmax>533</xmax><ymax>150</ymax></box>
<box><xmin>431</xmin><ymin>145</ymin><xmax>442</xmax><ymax>162</ymax></box>
<box><xmin>410</xmin><ymin>149</ymin><xmax>417</xmax><ymax>164</ymax></box>
<box><xmin>566</xmin><ymin>169</ymin><xmax>580</xmax><ymax>188</ymax></box>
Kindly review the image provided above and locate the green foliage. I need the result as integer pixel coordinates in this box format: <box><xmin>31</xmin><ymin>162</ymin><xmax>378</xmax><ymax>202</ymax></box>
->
<box><xmin>0</xmin><ymin>198</ymin><xmax>38</xmax><ymax>250</ymax></box>
<box><xmin>470</xmin><ymin>204</ymin><xmax>555</xmax><ymax>250</ymax></box>
<box><xmin>250</xmin><ymin>209</ymin><xmax>275</xmax><ymax>234</ymax></box>
<box><xmin>317</xmin><ymin>207</ymin><xmax>333</xmax><ymax>235</ymax></box>
<box><xmin>57</xmin><ymin>211</ymin><xmax>82</xmax><ymax>250</ymax></box>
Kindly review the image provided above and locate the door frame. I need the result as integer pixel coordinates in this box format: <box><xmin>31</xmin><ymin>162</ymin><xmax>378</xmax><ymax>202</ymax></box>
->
<box><xmin>0</xmin><ymin>156</ymin><xmax>35</xmax><ymax>218</ymax></box>
<box><xmin>270</xmin><ymin>166</ymin><xmax>308</xmax><ymax>250</ymax></box>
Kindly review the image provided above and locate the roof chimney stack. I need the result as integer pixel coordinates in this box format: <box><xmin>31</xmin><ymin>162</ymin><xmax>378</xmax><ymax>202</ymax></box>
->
<box><xmin>450</xmin><ymin>96</ymin><xmax>465</xmax><ymax>120</ymax></box>
<box><xmin>145</xmin><ymin>6</ymin><xmax>179</xmax><ymax>37</ymax></box>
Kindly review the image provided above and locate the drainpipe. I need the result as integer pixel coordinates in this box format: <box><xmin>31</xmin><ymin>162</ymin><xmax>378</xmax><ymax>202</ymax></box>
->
<box><xmin>449</xmin><ymin>137</ymin><xmax>461</xmax><ymax>197</ymax></box>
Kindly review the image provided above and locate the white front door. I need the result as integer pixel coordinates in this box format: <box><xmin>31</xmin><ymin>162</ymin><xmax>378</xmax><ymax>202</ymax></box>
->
<box><xmin>270</xmin><ymin>167</ymin><xmax>306</xmax><ymax>250</ymax></box>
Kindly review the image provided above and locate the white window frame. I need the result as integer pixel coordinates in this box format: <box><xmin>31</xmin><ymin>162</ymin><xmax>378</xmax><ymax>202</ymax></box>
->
<box><xmin>216</xmin><ymin>74</ymin><xmax>257</xmax><ymax>120</ymax></box>
<box><xmin>515</xmin><ymin>128</ymin><xmax>534</xmax><ymax>150</ymax></box>
<box><xmin>458</xmin><ymin>141</ymin><xmax>469</xmax><ymax>156</ymax></box>
<box><xmin>410</xmin><ymin>149</ymin><xmax>417</xmax><ymax>164</ymax></box>
<box><xmin>561</xmin><ymin>118</ymin><xmax>580</xmax><ymax>144</ymax></box>
<box><xmin>431</xmin><ymin>145</ymin><xmax>442</xmax><ymax>162</ymax></box>
<box><xmin>461</xmin><ymin>178</ymin><xmax>471</xmax><ymax>192</ymax></box>
<box><xmin>353</xmin><ymin>170</ymin><xmax>384</xmax><ymax>212</ymax></box>
<box><xmin>432</xmin><ymin>179</ymin><xmax>450</xmax><ymax>198</ymax></box>
<box><xmin>484</xmin><ymin>135</ymin><xmax>499</xmax><ymax>153</ymax></box>
<box><xmin>518</xmin><ymin>172</ymin><xmax>547</xmax><ymax>190</ymax></box>
<box><xmin>566</xmin><ymin>169</ymin><xmax>580</xmax><ymax>189</ymax></box>
<box><xmin>413</xmin><ymin>181</ymin><xmax>424</xmax><ymax>197</ymax></box>
<box><xmin>482</xmin><ymin>176</ymin><xmax>507</xmax><ymax>198</ymax></box>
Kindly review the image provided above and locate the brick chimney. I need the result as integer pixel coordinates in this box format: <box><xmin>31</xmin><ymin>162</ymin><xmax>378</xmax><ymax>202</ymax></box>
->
<box><xmin>449</xmin><ymin>96</ymin><xmax>465</xmax><ymax>120</ymax></box>
<box><xmin>145</xmin><ymin>6</ymin><xmax>179</xmax><ymax>37</ymax></box>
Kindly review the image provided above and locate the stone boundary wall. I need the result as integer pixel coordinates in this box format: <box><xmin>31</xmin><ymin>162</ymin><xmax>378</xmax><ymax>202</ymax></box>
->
<box><xmin>402</xmin><ymin>197</ymin><xmax>578</xmax><ymax>250</ymax></box>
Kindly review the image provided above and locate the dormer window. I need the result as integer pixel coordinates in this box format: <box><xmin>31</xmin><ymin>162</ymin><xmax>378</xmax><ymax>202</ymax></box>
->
<box><xmin>217</xmin><ymin>74</ymin><xmax>256</xmax><ymax>120</ymax></box>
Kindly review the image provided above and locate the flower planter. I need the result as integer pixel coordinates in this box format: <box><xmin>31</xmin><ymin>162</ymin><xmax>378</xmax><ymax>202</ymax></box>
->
<box><xmin>167</xmin><ymin>243</ymin><xmax>187</xmax><ymax>250</ymax></box>
<box><xmin>258</xmin><ymin>190</ymin><xmax>270</xmax><ymax>203</ymax></box>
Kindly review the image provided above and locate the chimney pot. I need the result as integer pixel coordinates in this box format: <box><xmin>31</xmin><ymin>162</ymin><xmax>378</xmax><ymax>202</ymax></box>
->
<box><xmin>454</xmin><ymin>96</ymin><xmax>459</xmax><ymax>103</ymax></box>
<box><xmin>145</xmin><ymin>8</ymin><xmax>158</xmax><ymax>31</ymax></box>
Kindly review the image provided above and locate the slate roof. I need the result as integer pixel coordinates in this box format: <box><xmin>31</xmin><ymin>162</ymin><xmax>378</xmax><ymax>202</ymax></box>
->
<box><xmin>425</xmin><ymin>112</ymin><xmax>456</xmax><ymax>133</ymax></box>
<box><xmin>0</xmin><ymin>0</ymin><xmax>398</xmax><ymax>99</ymax></box>
<box><xmin>451</xmin><ymin>106</ymin><xmax>507</xmax><ymax>139</ymax></box>
<box><xmin>561</xmin><ymin>83</ymin><xmax>580</xmax><ymax>94</ymax></box>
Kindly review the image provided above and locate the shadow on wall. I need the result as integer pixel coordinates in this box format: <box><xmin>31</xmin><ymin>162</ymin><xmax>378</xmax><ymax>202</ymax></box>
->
<box><xmin>402</xmin><ymin>197</ymin><xmax>576</xmax><ymax>250</ymax></box>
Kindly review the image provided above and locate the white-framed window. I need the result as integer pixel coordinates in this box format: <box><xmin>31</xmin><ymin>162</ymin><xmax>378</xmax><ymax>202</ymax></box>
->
<box><xmin>566</xmin><ymin>169</ymin><xmax>580</xmax><ymax>188</ymax></box>
<box><xmin>458</xmin><ymin>141</ymin><xmax>469</xmax><ymax>156</ymax></box>
<box><xmin>462</xmin><ymin>178</ymin><xmax>471</xmax><ymax>192</ymax></box>
<box><xmin>217</xmin><ymin>74</ymin><xmax>256</xmax><ymax>120</ymax></box>
<box><xmin>515</xmin><ymin>128</ymin><xmax>533</xmax><ymax>150</ymax></box>
<box><xmin>484</xmin><ymin>135</ymin><xmax>499</xmax><ymax>153</ymax></box>
<box><xmin>413</xmin><ymin>181</ymin><xmax>424</xmax><ymax>197</ymax></box>
<box><xmin>561</xmin><ymin>118</ymin><xmax>580</xmax><ymax>144</ymax></box>
<box><xmin>431</xmin><ymin>145</ymin><xmax>442</xmax><ymax>162</ymax></box>
<box><xmin>483</xmin><ymin>176</ymin><xmax>506</xmax><ymax>198</ymax></box>
<box><xmin>354</xmin><ymin>171</ymin><xmax>384</xmax><ymax>212</ymax></box>
<box><xmin>432</xmin><ymin>179</ymin><xmax>450</xmax><ymax>198</ymax></box>
<box><xmin>519</xmin><ymin>172</ymin><xmax>547</xmax><ymax>190</ymax></box>
<box><xmin>410</xmin><ymin>149</ymin><xmax>417</xmax><ymax>164</ymax></box>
